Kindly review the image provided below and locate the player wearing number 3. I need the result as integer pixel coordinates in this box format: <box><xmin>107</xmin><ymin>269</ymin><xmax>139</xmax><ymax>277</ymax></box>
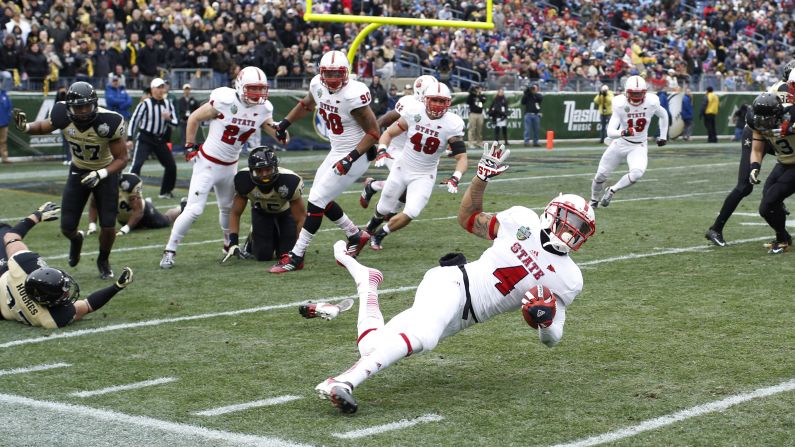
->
<box><xmin>311</xmin><ymin>143</ymin><xmax>596</xmax><ymax>414</ymax></box>
<box><xmin>160</xmin><ymin>66</ymin><xmax>284</xmax><ymax>269</ymax></box>
<box><xmin>269</xmin><ymin>50</ymin><xmax>380</xmax><ymax>273</ymax></box>
<box><xmin>590</xmin><ymin>75</ymin><xmax>669</xmax><ymax>208</ymax></box>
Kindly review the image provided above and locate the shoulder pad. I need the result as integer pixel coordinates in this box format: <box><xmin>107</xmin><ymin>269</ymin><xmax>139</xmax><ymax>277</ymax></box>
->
<box><xmin>210</xmin><ymin>87</ymin><xmax>237</xmax><ymax>108</ymax></box>
<box><xmin>645</xmin><ymin>94</ymin><xmax>660</xmax><ymax>107</ymax></box>
<box><xmin>234</xmin><ymin>169</ymin><xmax>255</xmax><ymax>196</ymax></box>
<box><xmin>93</xmin><ymin>108</ymin><xmax>125</xmax><ymax>139</ymax></box>
<box><xmin>309</xmin><ymin>75</ymin><xmax>322</xmax><ymax>89</ymax></box>
<box><xmin>768</xmin><ymin>81</ymin><xmax>787</xmax><ymax>93</ymax></box>
<box><xmin>612</xmin><ymin>95</ymin><xmax>627</xmax><ymax>108</ymax></box>
<box><xmin>277</xmin><ymin>168</ymin><xmax>304</xmax><ymax>199</ymax></box>
<box><xmin>343</xmin><ymin>80</ymin><xmax>372</xmax><ymax>104</ymax></box>
<box><xmin>49</xmin><ymin>102</ymin><xmax>70</xmax><ymax>129</ymax></box>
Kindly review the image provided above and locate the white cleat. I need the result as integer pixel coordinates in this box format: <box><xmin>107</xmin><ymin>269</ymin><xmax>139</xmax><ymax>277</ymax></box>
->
<box><xmin>160</xmin><ymin>250</ymin><xmax>175</xmax><ymax>269</ymax></box>
<box><xmin>299</xmin><ymin>298</ymin><xmax>355</xmax><ymax>320</ymax></box>
<box><xmin>600</xmin><ymin>188</ymin><xmax>615</xmax><ymax>208</ymax></box>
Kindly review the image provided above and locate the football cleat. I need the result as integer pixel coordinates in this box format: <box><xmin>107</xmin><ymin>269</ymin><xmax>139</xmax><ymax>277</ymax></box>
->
<box><xmin>359</xmin><ymin>178</ymin><xmax>376</xmax><ymax>208</ymax></box>
<box><xmin>299</xmin><ymin>298</ymin><xmax>355</xmax><ymax>320</ymax></box>
<box><xmin>705</xmin><ymin>229</ymin><xmax>726</xmax><ymax>247</ymax></box>
<box><xmin>68</xmin><ymin>231</ymin><xmax>84</xmax><ymax>267</ymax></box>
<box><xmin>600</xmin><ymin>188</ymin><xmax>615</xmax><ymax>208</ymax></box>
<box><xmin>269</xmin><ymin>252</ymin><xmax>304</xmax><ymax>273</ymax></box>
<box><xmin>160</xmin><ymin>250</ymin><xmax>176</xmax><ymax>269</ymax></box>
<box><xmin>369</xmin><ymin>229</ymin><xmax>387</xmax><ymax>250</ymax></box>
<box><xmin>97</xmin><ymin>258</ymin><xmax>114</xmax><ymax>280</ymax></box>
<box><xmin>589</xmin><ymin>199</ymin><xmax>599</xmax><ymax>209</ymax></box>
<box><xmin>179</xmin><ymin>197</ymin><xmax>188</xmax><ymax>212</ymax></box>
<box><xmin>767</xmin><ymin>238</ymin><xmax>791</xmax><ymax>254</ymax></box>
<box><xmin>346</xmin><ymin>230</ymin><xmax>371</xmax><ymax>258</ymax></box>
<box><xmin>315</xmin><ymin>378</ymin><xmax>358</xmax><ymax>414</ymax></box>
<box><xmin>158</xmin><ymin>192</ymin><xmax>174</xmax><ymax>199</ymax></box>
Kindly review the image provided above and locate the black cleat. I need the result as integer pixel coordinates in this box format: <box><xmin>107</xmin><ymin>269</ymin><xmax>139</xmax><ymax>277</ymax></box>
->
<box><xmin>315</xmin><ymin>378</ymin><xmax>358</xmax><ymax>414</ymax></box>
<box><xmin>359</xmin><ymin>177</ymin><xmax>376</xmax><ymax>209</ymax></box>
<box><xmin>97</xmin><ymin>258</ymin><xmax>114</xmax><ymax>280</ymax></box>
<box><xmin>705</xmin><ymin>229</ymin><xmax>726</xmax><ymax>247</ymax></box>
<box><xmin>589</xmin><ymin>199</ymin><xmax>599</xmax><ymax>209</ymax></box>
<box><xmin>370</xmin><ymin>229</ymin><xmax>387</xmax><ymax>250</ymax></box>
<box><xmin>346</xmin><ymin>230</ymin><xmax>371</xmax><ymax>258</ymax></box>
<box><xmin>68</xmin><ymin>231</ymin><xmax>84</xmax><ymax>267</ymax></box>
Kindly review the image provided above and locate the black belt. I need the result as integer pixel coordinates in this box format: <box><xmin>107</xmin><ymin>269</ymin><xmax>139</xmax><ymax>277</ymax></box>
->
<box><xmin>138</xmin><ymin>130</ymin><xmax>167</xmax><ymax>141</ymax></box>
<box><xmin>621</xmin><ymin>138</ymin><xmax>644</xmax><ymax>144</ymax></box>
<box><xmin>457</xmin><ymin>264</ymin><xmax>478</xmax><ymax>323</ymax></box>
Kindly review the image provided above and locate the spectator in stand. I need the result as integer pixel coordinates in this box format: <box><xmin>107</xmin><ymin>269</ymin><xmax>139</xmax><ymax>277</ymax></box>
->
<box><xmin>105</xmin><ymin>75</ymin><xmax>132</xmax><ymax>121</ymax></box>
<box><xmin>701</xmin><ymin>86</ymin><xmax>719</xmax><ymax>143</ymax></box>
<box><xmin>22</xmin><ymin>42</ymin><xmax>47</xmax><ymax>89</ymax></box>
<box><xmin>467</xmin><ymin>84</ymin><xmax>486</xmax><ymax>150</ymax></box>
<box><xmin>0</xmin><ymin>35</ymin><xmax>20</xmax><ymax>90</ymax></box>
<box><xmin>594</xmin><ymin>85</ymin><xmax>613</xmax><ymax>144</ymax></box>
<box><xmin>122</xmin><ymin>33</ymin><xmax>142</xmax><ymax>69</ymax></box>
<box><xmin>488</xmin><ymin>88</ymin><xmax>509</xmax><ymax>146</ymax></box>
<box><xmin>167</xmin><ymin>36</ymin><xmax>190</xmax><ymax>70</ymax></box>
<box><xmin>0</xmin><ymin>86</ymin><xmax>11</xmax><ymax>163</ymax></box>
<box><xmin>386</xmin><ymin>84</ymin><xmax>399</xmax><ymax>112</ymax></box>
<box><xmin>369</xmin><ymin>75</ymin><xmax>388</xmax><ymax>118</ymax></box>
<box><xmin>137</xmin><ymin>35</ymin><xmax>159</xmax><ymax>84</ymax></box>
<box><xmin>93</xmin><ymin>40</ymin><xmax>113</xmax><ymax>86</ymax></box>
<box><xmin>521</xmin><ymin>83</ymin><xmax>542</xmax><ymax>147</ymax></box>
<box><xmin>438</xmin><ymin>3</ymin><xmax>453</xmax><ymax>20</ymax></box>
<box><xmin>210</xmin><ymin>42</ymin><xmax>233</xmax><ymax>87</ymax></box>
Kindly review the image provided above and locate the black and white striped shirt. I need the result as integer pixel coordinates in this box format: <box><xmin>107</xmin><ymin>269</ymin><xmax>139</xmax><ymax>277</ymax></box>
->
<box><xmin>128</xmin><ymin>97</ymin><xmax>179</xmax><ymax>137</ymax></box>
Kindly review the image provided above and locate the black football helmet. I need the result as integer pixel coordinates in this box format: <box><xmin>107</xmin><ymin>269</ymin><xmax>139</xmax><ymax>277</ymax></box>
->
<box><xmin>66</xmin><ymin>81</ymin><xmax>98</xmax><ymax>125</ymax></box>
<box><xmin>751</xmin><ymin>92</ymin><xmax>784</xmax><ymax>131</ymax></box>
<box><xmin>248</xmin><ymin>146</ymin><xmax>279</xmax><ymax>186</ymax></box>
<box><xmin>782</xmin><ymin>60</ymin><xmax>795</xmax><ymax>82</ymax></box>
<box><xmin>25</xmin><ymin>267</ymin><xmax>80</xmax><ymax>307</ymax></box>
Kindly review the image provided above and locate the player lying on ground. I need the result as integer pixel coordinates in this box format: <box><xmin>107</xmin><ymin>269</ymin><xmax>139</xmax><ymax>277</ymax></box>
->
<box><xmin>1</xmin><ymin>202</ymin><xmax>134</xmax><ymax>329</ymax></box>
<box><xmin>307</xmin><ymin>143</ymin><xmax>596</xmax><ymax>413</ymax></box>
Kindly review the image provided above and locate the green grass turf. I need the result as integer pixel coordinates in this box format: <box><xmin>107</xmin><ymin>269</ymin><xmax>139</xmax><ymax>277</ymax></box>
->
<box><xmin>0</xmin><ymin>141</ymin><xmax>793</xmax><ymax>446</ymax></box>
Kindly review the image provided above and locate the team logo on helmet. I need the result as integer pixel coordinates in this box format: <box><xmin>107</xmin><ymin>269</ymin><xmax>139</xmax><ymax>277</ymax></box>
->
<box><xmin>97</xmin><ymin>122</ymin><xmax>109</xmax><ymax>137</ymax></box>
<box><xmin>516</xmin><ymin>226</ymin><xmax>532</xmax><ymax>241</ymax></box>
<box><xmin>120</xmin><ymin>179</ymin><xmax>130</xmax><ymax>190</ymax></box>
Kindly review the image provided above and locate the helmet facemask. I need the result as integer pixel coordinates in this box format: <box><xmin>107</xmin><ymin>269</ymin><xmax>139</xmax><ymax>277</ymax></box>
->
<box><xmin>626</xmin><ymin>89</ymin><xmax>645</xmax><ymax>106</ymax></box>
<box><xmin>248</xmin><ymin>147</ymin><xmax>279</xmax><ymax>186</ymax></box>
<box><xmin>242</xmin><ymin>83</ymin><xmax>269</xmax><ymax>106</ymax></box>
<box><xmin>543</xmin><ymin>201</ymin><xmax>595</xmax><ymax>253</ymax></box>
<box><xmin>25</xmin><ymin>268</ymin><xmax>80</xmax><ymax>307</ymax></box>
<box><xmin>320</xmin><ymin>67</ymin><xmax>348</xmax><ymax>92</ymax></box>
<box><xmin>425</xmin><ymin>95</ymin><xmax>451</xmax><ymax>119</ymax></box>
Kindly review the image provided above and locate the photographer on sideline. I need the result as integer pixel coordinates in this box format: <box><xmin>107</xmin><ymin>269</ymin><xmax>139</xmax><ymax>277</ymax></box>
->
<box><xmin>521</xmin><ymin>83</ymin><xmax>542</xmax><ymax>147</ymax></box>
<box><xmin>593</xmin><ymin>85</ymin><xmax>613</xmax><ymax>144</ymax></box>
<box><xmin>435</xmin><ymin>51</ymin><xmax>454</xmax><ymax>90</ymax></box>
<box><xmin>467</xmin><ymin>85</ymin><xmax>486</xmax><ymax>149</ymax></box>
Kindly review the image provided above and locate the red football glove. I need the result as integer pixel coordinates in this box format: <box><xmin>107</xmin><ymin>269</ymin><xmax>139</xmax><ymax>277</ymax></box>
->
<box><xmin>521</xmin><ymin>285</ymin><xmax>556</xmax><ymax>329</ymax></box>
<box><xmin>621</xmin><ymin>127</ymin><xmax>635</xmax><ymax>137</ymax></box>
<box><xmin>184</xmin><ymin>142</ymin><xmax>199</xmax><ymax>162</ymax></box>
<box><xmin>781</xmin><ymin>120</ymin><xmax>792</xmax><ymax>137</ymax></box>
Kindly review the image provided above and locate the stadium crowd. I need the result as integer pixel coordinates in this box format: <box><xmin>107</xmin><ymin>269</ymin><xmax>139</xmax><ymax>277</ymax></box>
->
<box><xmin>0</xmin><ymin>0</ymin><xmax>792</xmax><ymax>93</ymax></box>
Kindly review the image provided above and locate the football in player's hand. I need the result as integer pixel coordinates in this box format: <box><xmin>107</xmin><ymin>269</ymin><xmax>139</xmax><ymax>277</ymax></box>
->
<box><xmin>521</xmin><ymin>285</ymin><xmax>556</xmax><ymax>329</ymax></box>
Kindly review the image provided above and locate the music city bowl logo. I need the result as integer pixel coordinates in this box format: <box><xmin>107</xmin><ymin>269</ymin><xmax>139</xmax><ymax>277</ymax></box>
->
<box><xmin>313</xmin><ymin>109</ymin><xmax>330</xmax><ymax>142</ymax></box>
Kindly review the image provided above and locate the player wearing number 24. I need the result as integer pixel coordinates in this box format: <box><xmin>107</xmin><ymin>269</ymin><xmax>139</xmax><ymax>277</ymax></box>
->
<box><xmin>312</xmin><ymin>142</ymin><xmax>597</xmax><ymax>414</ymax></box>
<box><xmin>14</xmin><ymin>81</ymin><xmax>127</xmax><ymax>280</ymax></box>
<box><xmin>160</xmin><ymin>66</ymin><xmax>285</xmax><ymax>269</ymax></box>
<box><xmin>590</xmin><ymin>75</ymin><xmax>669</xmax><ymax>208</ymax></box>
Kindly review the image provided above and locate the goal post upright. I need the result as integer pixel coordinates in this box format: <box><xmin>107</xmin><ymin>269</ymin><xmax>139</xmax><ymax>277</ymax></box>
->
<box><xmin>304</xmin><ymin>0</ymin><xmax>494</xmax><ymax>67</ymax></box>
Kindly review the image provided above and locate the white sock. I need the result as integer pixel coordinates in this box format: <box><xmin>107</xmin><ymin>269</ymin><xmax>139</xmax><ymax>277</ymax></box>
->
<box><xmin>333</xmin><ymin>213</ymin><xmax>360</xmax><ymax>237</ymax></box>
<box><xmin>612</xmin><ymin>173</ymin><xmax>635</xmax><ymax>191</ymax></box>
<box><xmin>292</xmin><ymin>228</ymin><xmax>314</xmax><ymax>257</ymax></box>
<box><xmin>372</xmin><ymin>180</ymin><xmax>385</xmax><ymax>192</ymax></box>
<box><xmin>356</xmin><ymin>270</ymin><xmax>384</xmax><ymax>355</ymax></box>
<box><xmin>591</xmin><ymin>180</ymin><xmax>605</xmax><ymax>202</ymax></box>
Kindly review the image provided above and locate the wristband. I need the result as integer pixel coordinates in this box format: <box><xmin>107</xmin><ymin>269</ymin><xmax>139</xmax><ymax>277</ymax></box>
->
<box><xmin>280</xmin><ymin>118</ymin><xmax>292</xmax><ymax>129</ymax></box>
<box><xmin>378</xmin><ymin>143</ymin><xmax>388</xmax><ymax>151</ymax></box>
<box><xmin>347</xmin><ymin>149</ymin><xmax>362</xmax><ymax>162</ymax></box>
<box><xmin>453</xmin><ymin>171</ymin><xmax>463</xmax><ymax>180</ymax></box>
<box><xmin>97</xmin><ymin>168</ymin><xmax>108</xmax><ymax>180</ymax></box>
<box><xmin>750</xmin><ymin>162</ymin><xmax>761</xmax><ymax>171</ymax></box>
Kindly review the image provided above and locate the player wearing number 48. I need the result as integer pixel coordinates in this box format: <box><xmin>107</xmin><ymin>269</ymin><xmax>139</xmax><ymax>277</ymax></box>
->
<box><xmin>590</xmin><ymin>75</ymin><xmax>669</xmax><ymax>209</ymax></box>
<box><xmin>310</xmin><ymin>143</ymin><xmax>597</xmax><ymax>414</ymax></box>
<box><xmin>14</xmin><ymin>82</ymin><xmax>128</xmax><ymax>280</ymax></box>
<box><xmin>160</xmin><ymin>66</ymin><xmax>286</xmax><ymax>269</ymax></box>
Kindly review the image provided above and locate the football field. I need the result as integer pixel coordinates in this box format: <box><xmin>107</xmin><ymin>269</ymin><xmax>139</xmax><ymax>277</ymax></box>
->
<box><xmin>1</xmin><ymin>141</ymin><xmax>794</xmax><ymax>447</ymax></box>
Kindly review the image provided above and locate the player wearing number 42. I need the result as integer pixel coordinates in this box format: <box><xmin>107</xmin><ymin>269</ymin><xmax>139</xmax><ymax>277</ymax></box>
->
<box><xmin>590</xmin><ymin>75</ymin><xmax>669</xmax><ymax>208</ymax></box>
<box><xmin>14</xmin><ymin>81</ymin><xmax>128</xmax><ymax>280</ymax></box>
<box><xmin>160</xmin><ymin>66</ymin><xmax>285</xmax><ymax>269</ymax></box>
<box><xmin>311</xmin><ymin>143</ymin><xmax>596</xmax><ymax>414</ymax></box>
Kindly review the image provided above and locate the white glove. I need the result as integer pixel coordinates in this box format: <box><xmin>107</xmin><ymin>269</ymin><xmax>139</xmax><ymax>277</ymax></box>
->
<box><xmin>86</xmin><ymin>222</ymin><xmax>97</xmax><ymax>236</ymax></box>
<box><xmin>114</xmin><ymin>267</ymin><xmax>134</xmax><ymax>289</ymax></box>
<box><xmin>374</xmin><ymin>145</ymin><xmax>392</xmax><ymax>168</ymax></box>
<box><xmin>80</xmin><ymin>168</ymin><xmax>108</xmax><ymax>188</ymax></box>
<box><xmin>35</xmin><ymin>202</ymin><xmax>60</xmax><ymax>221</ymax></box>
<box><xmin>476</xmin><ymin>142</ymin><xmax>510</xmax><ymax>181</ymax></box>
<box><xmin>116</xmin><ymin>224</ymin><xmax>130</xmax><ymax>236</ymax></box>
<box><xmin>221</xmin><ymin>245</ymin><xmax>241</xmax><ymax>263</ymax></box>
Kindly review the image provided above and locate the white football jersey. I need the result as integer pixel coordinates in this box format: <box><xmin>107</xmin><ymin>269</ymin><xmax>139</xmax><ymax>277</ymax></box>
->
<box><xmin>395</xmin><ymin>103</ymin><xmax>465</xmax><ymax>173</ymax></box>
<box><xmin>609</xmin><ymin>94</ymin><xmax>667</xmax><ymax>143</ymax></box>
<box><xmin>464</xmin><ymin>206</ymin><xmax>583</xmax><ymax>322</ymax></box>
<box><xmin>204</xmin><ymin>87</ymin><xmax>273</xmax><ymax>162</ymax></box>
<box><xmin>389</xmin><ymin>95</ymin><xmax>423</xmax><ymax>158</ymax></box>
<box><xmin>310</xmin><ymin>75</ymin><xmax>372</xmax><ymax>156</ymax></box>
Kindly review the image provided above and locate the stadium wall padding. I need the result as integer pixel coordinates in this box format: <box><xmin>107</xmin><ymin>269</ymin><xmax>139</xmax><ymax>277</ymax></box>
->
<box><xmin>6</xmin><ymin>90</ymin><xmax>758</xmax><ymax>157</ymax></box>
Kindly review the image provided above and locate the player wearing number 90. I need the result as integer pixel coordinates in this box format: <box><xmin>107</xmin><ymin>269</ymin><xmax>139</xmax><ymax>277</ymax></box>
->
<box><xmin>311</xmin><ymin>143</ymin><xmax>596</xmax><ymax>414</ymax></box>
<box><xmin>590</xmin><ymin>75</ymin><xmax>669</xmax><ymax>208</ymax></box>
<box><xmin>13</xmin><ymin>81</ymin><xmax>128</xmax><ymax>280</ymax></box>
<box><xmin>160</xmin><ymin>66</ymin><xmax>284</xmax><ymax>269</ymax></box>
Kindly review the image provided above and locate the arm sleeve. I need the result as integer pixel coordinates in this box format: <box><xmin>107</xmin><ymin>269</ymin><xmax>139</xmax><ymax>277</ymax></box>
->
<box><xmin>49</xmin><ymin>102</ymin><xmax>70</xmax><ymax>129</ymax></box>
<box><xmin>48</xmin><ymin>304</ymin><xmax>77</xmax><ymax>328</ymax></box>
<box><xmin>233</xmin><ymin>171</ymin><xmax>254</xmax><ymax>196</ymax></box>
<box><xmin>605</xmin><ymin>112</ymin><xmax>623</xmax><ymax>138</ymax></box>
<box><xmin>167</xmin><ymin>100</ymin><xmax>179</xmax><ymax>126</ymax></box>
<box><xmin>128</xmin><ymin>102</ymin><xmax>145</xmax><ymax>137</ymax></box>
<box><xmin>655</xmin><ymin>104</ymin><xmax>669</xmax><ymax>139</ymax></box>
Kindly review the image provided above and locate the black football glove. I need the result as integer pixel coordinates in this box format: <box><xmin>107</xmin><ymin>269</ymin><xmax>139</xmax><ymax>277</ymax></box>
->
<box><xmin>656</xmin><ymin>138</ymin><xmax>667</xmax><ymax>147</ymax></box>
<box><xmin>184</xmin><ymin>142</ymin><xmax>199</xmax><ymax>162</ymax></box>
<box><xmin>114</xmin><ymin>267</ymin><xmax>134</xmax><ymax>289</ymax></box>
<box><xmin>274</xmin><ymin>119</ymin><xmax>291</xmax><ymax>144</ymax></box>
<box><xmin>333</xmin><ymin>153</ymin><xmax>356</xmax><ymax>176</ymax></box>
<box><xmin>441</xmin><ymin>174</ymin><xmax>460</xmax><ymax>194</ymax></box>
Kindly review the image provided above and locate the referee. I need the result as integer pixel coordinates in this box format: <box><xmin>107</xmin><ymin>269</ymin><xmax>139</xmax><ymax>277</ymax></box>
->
<box><xmin>129</xmin><ymin>78</ymin><xmax>179</xmax><ymax>198</ymax></box>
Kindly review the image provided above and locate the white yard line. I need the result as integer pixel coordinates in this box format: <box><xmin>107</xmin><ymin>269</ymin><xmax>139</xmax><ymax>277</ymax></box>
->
<box><xmin>551</xmin><ymin>379</ymin><xmax>795</xmax><ymax>447</ymax></box>
<box><xmin>332</xmin><ymin>413</ymin><xmax>444</xmax><ymax>439</ymax></box>
<box><xmin>578</xmin><ymin>236</ymin><xmax>772</xmax><ymax>266</ymax></box>
<box><xmin>193</xmin><ymin>395</ymin><xmax>303</xmax><ymax>416</ymax></box>
<box><xmin>0</xmin><ymin>362</ymin><xmax>70</xmax><ymax>376</ymax></box>
<box><xmin>0</xmin><ymin>286</ymin><xmax>418</xmax><ymax>349</ymax></box>
<box><xmin>70</xmin><ymin>377</ymin><xmax>178</xmax><ymax>398</ymax></box>
<box><xmin>0</xmin><ymin>392</ymin><xmax>311</xmax><ymax>447</ymax></box>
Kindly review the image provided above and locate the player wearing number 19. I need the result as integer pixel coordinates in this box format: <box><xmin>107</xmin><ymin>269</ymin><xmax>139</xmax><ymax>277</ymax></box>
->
<box><xmin>160</xmin><ymin>66</ymin><xmax>284</xmax><ymax>269</ymax></box>
<box><xmin>590</xmin><ymin>75</ymin><xmax>669</xmax><ymax>208</ymax></box>
<box><xmin>13</xmin><ymin>81</ymin><xmax>128</xmax><ymax>279</ymax></box>
<box><xmin>313</xmin><ymin>143</ymin><xmax>596</xmax><ymax>414</ymax></box>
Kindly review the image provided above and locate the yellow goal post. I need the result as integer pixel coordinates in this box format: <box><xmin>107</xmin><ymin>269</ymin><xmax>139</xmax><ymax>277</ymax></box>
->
<box><xmin>303</xmin><ymin>0</ymin><xmax>495</xmax><ymax>68</ymax></box>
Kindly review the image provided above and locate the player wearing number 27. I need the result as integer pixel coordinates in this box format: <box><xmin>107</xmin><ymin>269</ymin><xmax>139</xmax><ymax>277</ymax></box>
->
<box><xmin>160</xmin><ymin>66</ymin><xmax>284</xmax><ymax>269</ymax></box>
<box><xmin>13</xmin><ymin>81</ymin><xmax>127</xmax><ymax>280</ymax></box>
<box><xmin>591</xmin><ymin>75</ymin><xmax>669</xmax><ymax>208</ymax></box>
<box><xmin>269</xmin><ymin>50</ymin><xmax>380</xmax><ymax>273</ymax></box>
<box><xmin>313</xmin><ymin>143</ymin><xmax>596</xmax><ymax>414</ymax></box>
